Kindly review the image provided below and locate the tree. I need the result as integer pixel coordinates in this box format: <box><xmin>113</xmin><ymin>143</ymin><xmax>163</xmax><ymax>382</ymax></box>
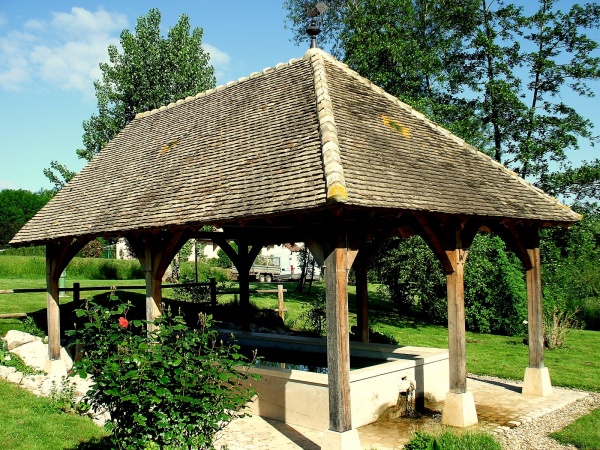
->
<box><xmin>45</xmin><ymin>8</ymin><xmax>216</xmax><ymax>186</ymax></box>
<box><xmin>0</xmin><ymin>189</ymin><xmax>52</xmax><ymax>247</ymax></box>
<box><xmin>285</xmin><ymin>0</ymin><xmax>600</xmax><ymax>198</ymax></box>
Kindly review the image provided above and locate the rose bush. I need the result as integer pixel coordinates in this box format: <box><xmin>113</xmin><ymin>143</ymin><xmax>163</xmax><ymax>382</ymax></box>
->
<box><xmin>68</xmin><ymin>295</ymin><xmax>256</xmax><ymax>449</ymax></box>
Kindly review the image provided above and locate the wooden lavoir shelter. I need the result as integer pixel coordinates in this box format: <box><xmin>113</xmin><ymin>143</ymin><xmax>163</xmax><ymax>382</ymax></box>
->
<box><xmin>11</xmin><ymin>48</ymin><xmax>580</xmax><ymax>449</ymax></box>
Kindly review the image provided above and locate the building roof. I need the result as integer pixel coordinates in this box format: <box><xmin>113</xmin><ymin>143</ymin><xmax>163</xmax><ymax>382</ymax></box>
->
<box><xmin>11</xmin><ymin>48</ymin><xmax>580</xmax><ymax>246</ymax></box>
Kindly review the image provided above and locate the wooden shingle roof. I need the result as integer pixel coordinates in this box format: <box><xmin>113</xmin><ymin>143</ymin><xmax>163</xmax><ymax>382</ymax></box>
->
<box><xmin>11</xmin><ymin>49</ymin><xmax>580</xmax><ymax>246</ymax></box>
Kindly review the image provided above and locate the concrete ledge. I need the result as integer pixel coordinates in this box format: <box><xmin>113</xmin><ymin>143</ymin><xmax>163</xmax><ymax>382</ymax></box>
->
<box><xmin>442</xmin><ymin>392</ymin><xmax>478</xmax><ymax>427</ymax></box>
<box><xmin>523</xmin><ymin>367</ymin><xmax>552</xmax><ymax>397</ymax></box>
<box><xmin>321</xmin><ymin>429</ymin><xmax>361</xmax><ymax>450</ymax></box>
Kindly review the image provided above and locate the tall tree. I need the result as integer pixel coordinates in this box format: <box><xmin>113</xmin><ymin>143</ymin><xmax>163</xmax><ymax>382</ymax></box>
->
<box><xmin>0</xmin><ymin>189</ymin><xmax>52</xmax><ymax>247</ymax></box>
<box><xmin>45</xmin><ymin>9</ymin><xmax>216</xmax><ymax>186</ymax></box>
<box><xmin>285</xmin><ymin>0</ymin><xmax>600</xmax><ymax>199</ymax></box>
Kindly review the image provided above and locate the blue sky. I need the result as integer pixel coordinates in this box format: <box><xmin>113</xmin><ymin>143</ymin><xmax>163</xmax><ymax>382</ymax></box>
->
<box><xmin>0</xmin><ymin>1</ymin><xmax>598</xmax><ymax>193</ymax></box>
<box><xmin>0</xmin><ymin>1</ymin><xmax>308</xmax><ymax>192</ymax></box>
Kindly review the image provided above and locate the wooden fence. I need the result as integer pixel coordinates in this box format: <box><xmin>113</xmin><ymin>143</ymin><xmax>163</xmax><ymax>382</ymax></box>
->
<box><xmin>0</xmin><ymin>280</ymin><xmax>288</xmax><ymax>321</ymax></box>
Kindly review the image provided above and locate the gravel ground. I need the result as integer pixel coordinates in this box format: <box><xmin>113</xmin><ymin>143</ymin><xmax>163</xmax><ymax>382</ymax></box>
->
<box><xmin>494</xmin><ymin>390</ymin><xmax>600</xmax><ymax>450</ymax></box>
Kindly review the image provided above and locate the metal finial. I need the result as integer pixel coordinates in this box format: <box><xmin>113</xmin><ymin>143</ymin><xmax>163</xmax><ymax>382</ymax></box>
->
<box><xmin>306</xmin><ymin>19</ymin><xmax>321</xmax><ymax>49</ymax></box>
<box><xmin>305</xmin><ymin>2</ymin><xmax>328</xmax><ymax>49</ymax></box>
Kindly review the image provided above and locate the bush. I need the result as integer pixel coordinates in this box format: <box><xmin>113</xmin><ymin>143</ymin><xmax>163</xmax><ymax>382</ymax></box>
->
<box><xmin>543</xmin><ymin>306</ymin><xmax>580</xmax><ymax>349</ymax></box>
<box><xmin>374</xmin><ymin>236</ymin><xmax>447</xmax><ymax>325</ymax></box>
<box><xmin>68</xmin><ymin>296</ymin><xmax>256</xmax><ymax>449</ymax></box>
<box><xmin>374</xmin><ymin>234</ymin><xmax>527</xmax><ymax>335</ymax></box>
<box><xmin>541</xmin><ymin>204</ymin><xmax>600</xmax><ymax>330</ymax></box>
<box><xmin>463</xmin><ymin>234</ymin><xmax>527</xmax><ymax>336</ymax></box>
<box><xmin>0</xmin><ymin>245</ymin><xmax>45</xmax><ymax>256</ymax></box>
<box><xmin>405</xmin><ymin>430</ymin><xmax>502</xmax><ymax>450</ymax></box>
<box><xmin>0</xmin><ymin>255</ymin><xmax>144</xmax><ymax>280</ymax></box>
<box><xmin>179</xmin><ymin>261</ymin><xmax>229</xmax><ymax>282</ymax></box>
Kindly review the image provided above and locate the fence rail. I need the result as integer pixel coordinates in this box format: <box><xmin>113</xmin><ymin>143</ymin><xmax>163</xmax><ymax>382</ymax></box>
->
<box><xmin>0</xmin><ymin>280</ymin><xmax>288</xmax><ymax>321</ymax></box>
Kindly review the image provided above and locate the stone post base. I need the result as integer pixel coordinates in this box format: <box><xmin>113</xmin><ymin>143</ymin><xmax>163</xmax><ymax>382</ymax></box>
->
<box><xmin>523</xmin><ymin>367</ymin><xmax>552</xmax><ymax>397</ymax></box>
<box><xmin>321</xmin><ymin>429</ymin><xmax>362</xmax><ymax>450</ymax></box>
<box><xmin>44</xmin><ymin>359</ymin><xmax>68</xmax><ymax>377</ymax></box>
<box><xmin>441</xmin><ymin>392</ymin><xmax>478</xmax><ymax>428</ymax></box>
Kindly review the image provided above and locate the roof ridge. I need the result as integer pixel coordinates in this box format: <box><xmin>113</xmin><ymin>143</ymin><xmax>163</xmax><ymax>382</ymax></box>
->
<box><xmin>305</xmin><ymin>48</ymin><xmax>348</xmax><ymax>204</ymax></box>
<box><xmin>134</xmin><ymin>57</ymin><xmax>305</xmax><ymax>120</ymax></box>
<box><xmin>313</xmin><ymin>49</ymin><xmax>581</xmax><ymax>221</ymax></box>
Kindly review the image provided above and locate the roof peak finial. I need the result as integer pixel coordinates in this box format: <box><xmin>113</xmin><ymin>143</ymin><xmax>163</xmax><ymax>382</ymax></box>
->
<box><xmin>305</xmin><ymin>2</ymin><xmax>328</xmax><ymax>49</ymax></box>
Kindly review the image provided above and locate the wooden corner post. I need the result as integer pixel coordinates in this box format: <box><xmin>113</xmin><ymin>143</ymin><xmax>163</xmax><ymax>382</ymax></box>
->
<box><xmin>321</xmin><ymin>234</ymin><xmax>362</xmax><ymax>450</ymax></box>
<box><xmin>414</xmin><ymin>215</ymin><xmax>479</xmax><ymax>428</ymax></box>
<box><xmin>523</xmin><ymin>229</ymin><xmax>552</xmax><ymax>396</ymax></box>
<box><xmin>46</xmin><ymin>245</ymin><xmax>61</xmax><ymax>362</ymax></box>
<box><xmin>494</xmin><ymin>223</ymin><xmax>552</xmax><ymax>396</ymax></box>
<box><xmin>45</xmin><ymin>238</ymin><xmax>90</xmax><ymax>374</ymax></box>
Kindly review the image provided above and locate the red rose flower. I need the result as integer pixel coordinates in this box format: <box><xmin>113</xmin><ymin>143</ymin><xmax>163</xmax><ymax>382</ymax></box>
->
<box><xmin>118</xmin><ymin>317</ymin><xmax>129</xmax><ymax>328</ymax></box>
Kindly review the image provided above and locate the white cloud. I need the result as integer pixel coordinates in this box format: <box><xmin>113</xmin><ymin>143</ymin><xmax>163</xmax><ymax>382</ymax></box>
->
<box><xmin>0</xmin><ymin>14</ymin><xmax>7</xmax><ymax>29</ymax></box>
<box><xmin>203</xmin><ymin>43</ymin><xmax>232</xmax><ymax>82</ymax></box>
<box><xmin>0</xmin><ymin>180</ymin><xmax>17</xmax><ymax>190</ymax></box>
<box><xmin>0</xmin><ymin>7</ymin><xmax>127</xmax><ymax>95</ymax></box>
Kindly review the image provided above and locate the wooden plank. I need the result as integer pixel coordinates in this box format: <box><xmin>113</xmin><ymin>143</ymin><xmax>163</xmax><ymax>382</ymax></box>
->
<box><xmin>526</xmin><ymin>247</ymin><xmax>544</xmax><ymax>369</ymax></box>
<box><xmin>325</xmin><ymin>242</ymin><xmax>352</xmax><ymax>433</ymax></box>
<box><xmin>0</xmin><ymin>288</ymin><xmax>47</xmax><ymax>294</ymax></box>
<box><xmin>354</xmin><ymin>264</ymin><xmax>369</xmax><ymax>343</ymax></box>
<box><xmin>0</xmin><ymin>313</ymin><xmax>27</xmax><ymax>319</ymax></box>
<box><xmin>277</xmin><ymin>284</ymin><xmax>285</xmax><ymax>321</ymax></box>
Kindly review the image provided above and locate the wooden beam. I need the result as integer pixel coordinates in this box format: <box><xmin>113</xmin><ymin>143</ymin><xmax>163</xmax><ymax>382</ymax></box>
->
<box><xmin>412</xmin><ymin>214</ymin><xmax>454</xmax><ymax>274</ymax></box>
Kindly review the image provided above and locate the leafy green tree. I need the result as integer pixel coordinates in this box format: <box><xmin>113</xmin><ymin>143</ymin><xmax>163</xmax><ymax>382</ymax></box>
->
<box><xmin>541</xmin><ymin>203</ymin><xmax>600</xmax><ymax>328</ymax></box>
<box><xmin>0</xmin><ymin>189</ymin><xmax>52</xmax><ymax>247</ymax></box>
<box><xmin>45</xmin><ymin>8</ymin><xmax>216</xmax><ymax>187</ymax></box>
<box><xmin>285</xmin><ymin>0</ymin><xmax>600</xmax><ymax>198</ymax></box>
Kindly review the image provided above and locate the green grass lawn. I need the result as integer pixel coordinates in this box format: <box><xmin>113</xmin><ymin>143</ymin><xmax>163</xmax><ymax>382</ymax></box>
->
<box><xmin>1</xmin><ymin>277</ymin><xmax>599</xmax><ymax>448</ymax></box>
<box><xmin>549</xmin><ymin>407</ymin><xmax>600</xmax><ymax>449</ymax></box>
<box><xmin>0</xmin><ymin>379</ymin><xmax>108</xmax><ymax>449</ymax></box>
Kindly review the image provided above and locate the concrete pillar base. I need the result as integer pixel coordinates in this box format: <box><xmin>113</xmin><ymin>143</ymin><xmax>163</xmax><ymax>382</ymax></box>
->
<box><xmin>523</xmin><ymin>367</ymin><xmax>552</xmax><ymax>397</ymax></box>
<box><xmin>44</xmin><ymin>359</ymin><xmax>68</xmax><ymax>377</ymax></box>
<box><xmin>441</xmin><ymin>392</ymin><xmax>478</xmax><ymax>428</ymax></box>
<box><xmin>321</xmin><ymin>429</ymin><xmax>361</xmax><ymax>450</ymax></box>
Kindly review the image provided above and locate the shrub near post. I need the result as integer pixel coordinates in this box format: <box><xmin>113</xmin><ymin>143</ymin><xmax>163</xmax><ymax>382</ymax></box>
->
<box><xmin>68</xmin><ymin>296</ymin><xmax>257</xmax><ymax>449</ymax></box>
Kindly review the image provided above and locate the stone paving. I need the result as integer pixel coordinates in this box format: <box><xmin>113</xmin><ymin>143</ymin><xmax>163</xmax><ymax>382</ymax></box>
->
<box><xmin>215</xmin><ymin>375</ymin><xmax>589</xmax><ymax>450</ymax></box>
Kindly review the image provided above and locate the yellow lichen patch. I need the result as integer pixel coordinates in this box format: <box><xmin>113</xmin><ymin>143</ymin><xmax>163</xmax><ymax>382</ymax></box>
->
<box><xmin>160</xmin><ymin>139</ymin><xmax>179</xmax><ymax>155</ymax></box>
<box><xmin>382</xmin><ymin>115</ymin><xmax>411</xmax><ymax>138</ymax></box>
<box><xmin>327</xmin><ymin>184</ymin><xmax>348</xmax><ymax>202</ymax></box>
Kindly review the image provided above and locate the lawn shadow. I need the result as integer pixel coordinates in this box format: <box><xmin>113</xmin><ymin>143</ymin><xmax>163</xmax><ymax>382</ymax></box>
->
<box><xmin>67</xmin><ymin>436</ymin><xmax>113</xmax><ymax>449</ymax></box>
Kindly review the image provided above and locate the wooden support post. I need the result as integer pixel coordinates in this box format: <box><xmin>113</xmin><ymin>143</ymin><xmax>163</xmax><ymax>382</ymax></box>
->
<box><xmin>446</xmin><ymin>248</ymin><xmax>467</xmax><ymax>394</ymax></box>
<box><xmin>72</xmin><ymin>282</ymin><xmax>84</xmax><ymax>363</ymax></box>
<box><xmin>46</xmin><ymin>250</ymin><xmax>61</xmax><ymax>361</ymax></box>
<box><xmin>523</xmin><ymin>245</ymin><xmax>552</xmax><ymax>396</ymax></box>
<box><xmin>144</xmin><ymin>246</ymin><xmax>161</xmax><ymax>332</ymax></box>
<box><xmin>44</xmin><ymin>238</ymin><xmax>89</xmax><ymax>375</ymax></box>
<box><xmin>210</xmin><ymin>277</ymin><xmax>217</xmax><ymax>309</ymax></box>
<box><xmin>277</xmin><ymin>284</ymin><xmax>285</xmax><ymax>321</ymax></box>
<box><xmin>325</xmin><ymin>243</ymin><xmax>352</xmax><ymax>433</ymax></box>
<box><xmin>354</xmin><ymin>263</ymin><xmax>369</xmax><ymax>343</ymax></box>
<box><xmin>526</xmin><ymin>247</ymin><xmax>544</xmax><ymax>369</ymax></box>
<box><xmin>322</xmin><ymin>237</ymin><xmax>362</xmax><ymax>449</ymax></box>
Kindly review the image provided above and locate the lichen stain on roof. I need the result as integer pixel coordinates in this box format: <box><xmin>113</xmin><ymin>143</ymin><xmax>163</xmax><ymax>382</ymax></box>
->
<box><xmin>11</xmin><ymin>48</ymin><xmax>581</xmax><ymax>246</ymax></box>
<box><xmin>160</xmin><ymin>139</ymin><xmax>179</xmax><ymax>155</ymax></box>
<box><xmin>382</xmin><ymin>115</ymin><xmax>411</xmax><ymax>138</ymax></box>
